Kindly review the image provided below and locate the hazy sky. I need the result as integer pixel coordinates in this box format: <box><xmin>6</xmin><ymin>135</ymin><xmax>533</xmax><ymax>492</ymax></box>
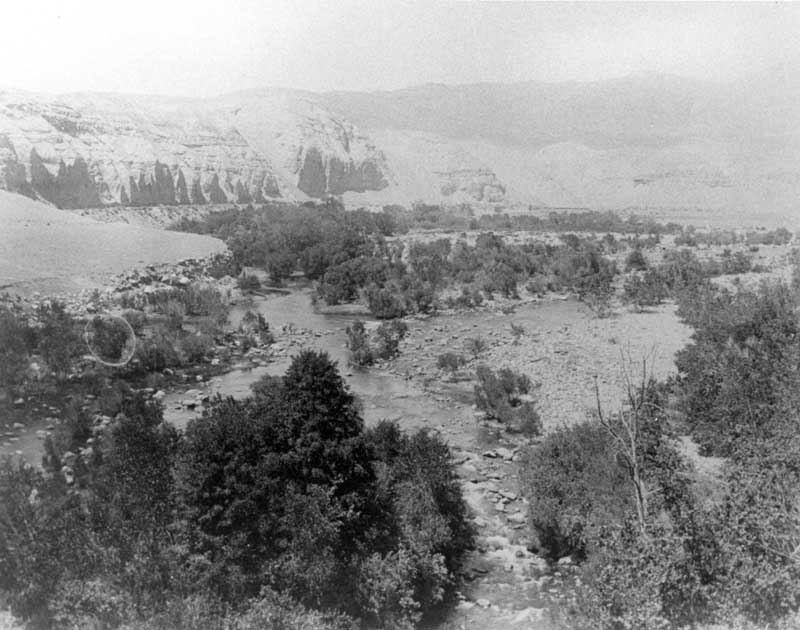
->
<box><xmin>3</xmin><ymin>1</ymin><xmax>799</xmax><ymax>97</ymax></box>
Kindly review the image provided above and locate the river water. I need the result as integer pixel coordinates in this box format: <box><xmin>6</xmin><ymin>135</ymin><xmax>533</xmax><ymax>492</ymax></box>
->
<box><xmin>2</xmin><ymin>290</ymin><xmax>587</xmax><ymax>462</ymax></box>
<box><xmin>163</xmin><ymin>290</ymin><xmax>464</xmax><ymax>431</ymax></box>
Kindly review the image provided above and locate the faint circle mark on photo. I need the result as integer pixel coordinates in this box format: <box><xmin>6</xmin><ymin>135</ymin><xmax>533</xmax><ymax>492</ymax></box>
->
<box><xmin>83</xmin><ymin>313</ymin><xmax>136</xmax><ymax>367</ymax></box>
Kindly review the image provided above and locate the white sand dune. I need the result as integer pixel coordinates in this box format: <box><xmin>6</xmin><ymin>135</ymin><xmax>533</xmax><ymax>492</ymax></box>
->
<box><xmin>0</xmin><ymin>191</ymin><xmax>226</xmax><ymax>294</ymax></box>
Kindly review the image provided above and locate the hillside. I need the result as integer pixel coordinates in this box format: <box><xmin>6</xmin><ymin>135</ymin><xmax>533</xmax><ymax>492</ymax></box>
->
<box><xmin>0</xmin><ymin>190</ymin><xmax>225</xmax><ymax>294</ymax></box>
<box><xmin>0</xmin><ymin>68</ymin><xmax>799</xmax><ymax>218</ymax></box>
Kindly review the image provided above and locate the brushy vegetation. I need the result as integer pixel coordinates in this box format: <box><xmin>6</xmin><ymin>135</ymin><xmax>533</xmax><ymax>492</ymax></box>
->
<box><xmin>0</xmin><ymin>351</ymin><xmax>474</xmax><ymax>629</ymax></box>
<box><xmin>621</xmin><ymin>247</ymin><xmax>761</xmax><ymax>312</ymax></box>
<box><xmin>173</xmin><ymin>203</ymin><xmax>663</xmax><ymax>318</ymax></box>
<box><xmin>474</xmin><ymin>365</ymin><xmax>541</xmax><ymax>436</ymax></box>
<box><xmin>345</xmin><ymin>319</ymin><xmax>409</xmax><ymax>367</ymax></box>
<box><xmin>674</xmin><ymin>225</ymin><xmax>792</xmax><ymax>248</ymax></box>
<box><xmin>522</xmin><ymin>268</ymin><xmax>800</xmax><ymax>629</ymax></box>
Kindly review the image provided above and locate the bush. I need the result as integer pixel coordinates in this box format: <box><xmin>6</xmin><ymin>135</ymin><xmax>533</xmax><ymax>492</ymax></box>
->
<box><xmin>121</xmin><ymin>310</ymin><xmax>147</xmax><ymax>334</ymax></box>
<box><xmin>464</xmin><ymin>336</ymin><xmax>487</xmax><ymax>359</ymax></box>
<box><xmin>238</xmin><ymin>310</ymin><xmax>274</xmax><ymax>346</ymax></box>
<box><xmin>520</xmin><ymin>421</ymin><xmax>630</xmax><ymax>560</ymax></box>
<box><xmin>163</xmin><ymin>300</ymin><xmax>185</xmax><ymax>331</ymax></box>
<box><xmin>366</xmin><ymin>285</ymin><xmax>407</xmax><ymax>319</ymax></box>
<box><xmin>674</xmin><ymin>281</ymin><xmax>799</xmax><ymax>456</ymax></box>
<box><xmin>179</xmin><ymin>333</ymin><xmax>214</xmax><ymax>363</ymax></box>
<box><xmin>135</xmin><ymin>329</ymin><xmax>181</xmax><ymax>372</ymax></box>
<box><xmin>345</xmin><ymin>320</ymin><xmax>375</xmax><ymax>367</ymax></box>
<box><xmin>474</xmin><ymin>365</ymin><xmax>541</xmax><ymax>435</ymax></box>
<box><xmin>364</xmin><ymin>422</ymin><xmax>475</xmax><ymax>626</ymax></box>
<box><xmin>625</xmin><ymin>248</ymin><xmax>648</xmax><ymax>271</ymax></box>
<box><xmin>237</xmin><ymin>272</ymin><xmax>261</xmax><ymax>291</ymax></box>
<box><xmin>86</xmin><ymin>315</ymin><xmax>132</xmax><ymax>363</ymax></box>
<box><xmin>623</xmin><ymin>270</ymin><xmax>668</xmax><ymax>311</ymax></box>
<box><xmin>36</xmin><ymin>301</ymin><xmax>82</xmax><ymax>379</ymax></box>
<box><xmin>374</xmin><ymin>321</ymin><xmax>408</xmax><ymax>360</ymax></box>
<box><xmin>0</xmin><ymin>306</ymin><xmax>32</xmax><ymax>395</ymax></box>
<box><xmin>437</xmin><ymin>352</ymin><xmax>466</xmax><ymax>373</ymax></box>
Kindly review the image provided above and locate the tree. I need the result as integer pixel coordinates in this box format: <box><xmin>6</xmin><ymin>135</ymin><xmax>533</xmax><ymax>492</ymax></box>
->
<box><xmin>374</xmin><ymin>321</ymin><xmax>408</xmax><ymax>360</ymax></box>
<box><xmin>593</xmin><ymin>357</ymin><xmax>654</xmax><ymax>535</ymax></box>
<box><xmin>623</xmin><ymin>270</ymin><xmax>668</xmax><ymax>311</ymax></box>
<box><xmin>176</xmin><ymin>351</ymin><xmax>378</xmax><ymax>607</ymax></box>
<box><xmin>37</xmin><ymin>301</ymin><xmax>82</xmax><ymax>379</ymax></box>
<box><xmin>0</xmin><ymin>306</ymin><xmax>32</xmax><ymax>395</ymax></box>
<box><xmin>345</xmin><ymin>320</ymin><xmax>374</xmax><ymax>367</ymax></box>
<box><xmin>625</xmin><ymin>248</ymin><xmax>648</xmax><ymax>272</ymax></box>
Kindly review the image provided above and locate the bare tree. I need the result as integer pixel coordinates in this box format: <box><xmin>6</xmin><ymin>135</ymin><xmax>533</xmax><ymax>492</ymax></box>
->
<box><xmin>594</xmin><ymin>350</ymin><xmax>659</xmax><ymax>536</ymax></box>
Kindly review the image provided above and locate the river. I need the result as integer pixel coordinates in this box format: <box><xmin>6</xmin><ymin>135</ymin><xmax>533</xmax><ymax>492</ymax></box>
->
<box><xmin>2</xmin><ymin>289</ymin><xmax>589</xmax><ymax>463</ymax></box>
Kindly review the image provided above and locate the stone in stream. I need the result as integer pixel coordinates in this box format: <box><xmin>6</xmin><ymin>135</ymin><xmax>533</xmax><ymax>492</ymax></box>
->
<box><xmin>494</xmin><ymin>447</ymin><xmax>515</xmax><ymax>461</ymax></box>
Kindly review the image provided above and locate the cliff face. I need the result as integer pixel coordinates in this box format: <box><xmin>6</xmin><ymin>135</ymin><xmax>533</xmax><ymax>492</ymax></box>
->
<box><xmin>0</xmin><ymin>90</ymin><xmax>389</xmax><ymax>208</ymax></box>
<box><xmin>3</xmin><ymin>69</ymin><xmax>800</xmax><ymax>216</ymax></box>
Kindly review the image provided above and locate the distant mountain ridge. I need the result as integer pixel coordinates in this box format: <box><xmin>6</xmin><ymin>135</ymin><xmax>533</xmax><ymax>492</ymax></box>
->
<box><xmin>1</xmin><ymin>68</ymin><xmax>799</xmax><ymax>215</ymax></box>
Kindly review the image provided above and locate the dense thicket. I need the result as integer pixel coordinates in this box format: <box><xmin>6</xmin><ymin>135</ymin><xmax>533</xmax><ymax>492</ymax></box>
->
<box><xmin>622</xmin><ymin>247</ymin><xmax>759</xmax><ymax>311</ymax></box>
<box><xmin>522</xmin><ymin>273</ymin><xmax>800</xmax><ymax>629</ymax></box>
<box><xmin>0</xmin><ymin>351</ymin><xmax>473</xmax><ymax>629</ymax></box>
<box><xmin>174</xmin><ymin>204</ymin><xmax>671</xmax><ymax>317</ymax></box>
<box><xmin>388</xmin><ymin>203</ymin><xmax>681</xmax><ymax>235</ymax></box>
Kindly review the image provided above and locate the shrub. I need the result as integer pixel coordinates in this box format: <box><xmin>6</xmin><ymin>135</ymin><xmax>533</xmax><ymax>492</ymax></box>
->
<box><xmin>520</xmin><ymin>421</ymin><xmax>630</xmax><ymax>560</ymax></box>
<box><xmin>674</xmin><ymin>281</ymin><xmax>799</xmax><ymax>456</ymax></box>
<box><xmin>474</xmin><ymin>365</ymin><xmax>541</xmax><ymax>435</ymax></box>
<box><xmin>625</xmin><ymin>248</ymin><xmax>648</xmax><ymax>271</ymax></box>
<box><xmin>526</xmin><ymin>274</ymin><xmax>549</xmax><ymax>296</ymax></box>
<box><xmin>135</xmin><ymin>329</ymin><xmax>181</xmax><ymax>372</ymax></box>
<box><xmin>182</xmin><ymin>285</ymin><xmax>228</xmax><ymax>325</ymax></box>
<box><xmin>180</xmin><ymin>333</ymin><xmax>214</xmax><ymax>363</ymax></box>
<box><xmin>374</xmin><ymin>321</ymin><xmax>408</xmax><ymax>360</ymax></box>
<box><xmin>36</xmin><ymin>301</ymin><xmax>82</xmax><ymax>379</ymax></box>
<box><xmin>346</xmin><ymin>320</ymin><xmax>375</xmax><ymax>367</ymax></box>
<box><xmin>437</xmin><ymin>352</ymin><xmax>466</xmax><ymax>373</ymax></box>
<box><xmin>623</xmin><ymin>270</ymin><xmax>668</xmax><ymax>311</ymax></box>
<box><xmin>86</xmin><ymin>315</ymin><xmax>132</xmax><ymax>363</ymax></box>
<box><xmin>364</xmin><ymin>422</ymin><xmax>475</xmax><ymax>626</ymax></box>
<box><xmin>464</xmin><ymin>336</ymin><xmax>487</xmax><ymax>359</ymax></box>
<box><xmin>366</xmin><ymin>285</ymin><xmax>407</xmax><ymax>319</ymax></box>
<box><xmin>163</xmin><ymin>300</ymin><xmax>185</xmax><ymax>331</ymax></box>
<box><xmin>121</xmin><ymin>310</ymin><xmax>147</xmax><ymax>334</ymax></box>
<box><xmin>238</xmin><ymin>310</ymin><xmax>274</xmax><ymax>346</ymax></box>
<box><xmin>0</xmin><ymin>306</ymin><xmax>32</xmax><ymax>395</ymax></box>
<box><xmin>237</xmin><ymin>272</ymin><xmax>261</xmax><ymax>291</ymax></box>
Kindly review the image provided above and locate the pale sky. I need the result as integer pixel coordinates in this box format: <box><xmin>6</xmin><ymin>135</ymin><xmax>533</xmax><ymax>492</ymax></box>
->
<box><xmin>2</xmin><ymin>1</ymin><xmax>799</xmax><ymax>97</ymax></box>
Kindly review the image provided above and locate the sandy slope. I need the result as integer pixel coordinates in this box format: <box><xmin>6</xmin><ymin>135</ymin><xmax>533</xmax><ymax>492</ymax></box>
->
<box><xmin>0</xmin><ymin>191</ymin><xmax>226</xmax><ymax>294</ymax></box>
